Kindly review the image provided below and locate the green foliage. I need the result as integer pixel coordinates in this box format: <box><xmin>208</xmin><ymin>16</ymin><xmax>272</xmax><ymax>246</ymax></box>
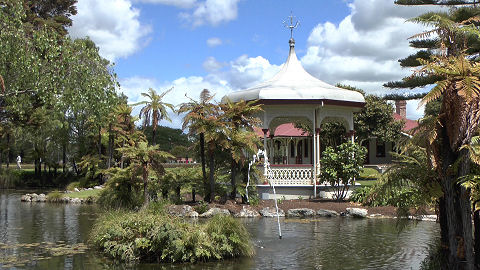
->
<box><xmin>89</xmin><ymin>211</ymin><xmax>254</xmax><ymax>263</ymax></box>
<box><xmin>46</xmin><ymin>190</ymin><xmax>64</xmax><ymax>202</ymax></box>
<box><xmin>65</xmin><ymin>181</ymin><xmax>80</xmax><ymax>191</ymax></box>
<box><xmin>160</xmin><ymin>167</ymin><xmax>202</xmax><ymax>202</ymax></box>
<box><xmin>194</xmin><ymin>201</ymin><xmax>209</xmax><ymax>214</ymax></box>
<box><xmin>354</xmin><ymin>95</ymin><xmax>404</xmax><ymax>144</ymax></box>
<box><xmin>96</xmin><ymin>167</ymin><xmax>143</xmax><ymax>210</ymax></box>
<box><xmin>320</xmin><ymin>142</ymin><xmax>367</xmax><ymax>201</ymax></box>
<box><xmin>364</xmin><ymin>147</ymin><xmax>442</xmax><ymax>214</ymax></box>
<box><xmin>143</xmin><ymin>126</ymin><xmax>190</xmax><ymax>152</ymax></box>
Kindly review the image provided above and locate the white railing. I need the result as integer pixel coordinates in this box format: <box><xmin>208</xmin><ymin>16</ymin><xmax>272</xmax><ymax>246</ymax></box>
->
<box><xmin>261</xmin><ymin>165</ymin><xmax>314</xmax><ymax>185</ymax></box>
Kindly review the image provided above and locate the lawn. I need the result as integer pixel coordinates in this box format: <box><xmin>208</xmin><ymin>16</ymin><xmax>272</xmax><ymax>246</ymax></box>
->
<box><xmin>63</xmin><ymin>189</ymin><xmax>102</xmax><ymax>199</ymax></box>
<box><xmin>356</xmin><ymin>180</ymin><xmax>377</xmax><ymax>186</ymax></box>
<box><xmin>358</xmin><ymin>167</ymin><xmax>381</xmax><ymax>180</ymax></box>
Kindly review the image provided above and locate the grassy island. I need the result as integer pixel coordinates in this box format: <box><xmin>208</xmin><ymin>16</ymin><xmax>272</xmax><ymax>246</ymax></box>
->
<box><xmin>89</xmin><ymin>208</ymin><xmax>254</xmax><ymax>264</ymax></box>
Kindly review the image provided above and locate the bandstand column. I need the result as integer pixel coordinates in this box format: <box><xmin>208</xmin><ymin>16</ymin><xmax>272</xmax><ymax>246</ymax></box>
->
<box><xmin>262</xmin><ymin>129</ymin><xmax>269</xmax><ymax>175</ymax></box>
<box><xmin>316</xmin><ymin>128</ymin><xmax>321</xmax><ymax>176</ymax></box>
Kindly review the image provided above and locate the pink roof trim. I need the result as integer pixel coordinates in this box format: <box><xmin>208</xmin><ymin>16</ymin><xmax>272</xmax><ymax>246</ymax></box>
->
<box><xmin>255</xmin><ymin>123</ymin><xmax>310</xmax><ymax>137</ymax></box>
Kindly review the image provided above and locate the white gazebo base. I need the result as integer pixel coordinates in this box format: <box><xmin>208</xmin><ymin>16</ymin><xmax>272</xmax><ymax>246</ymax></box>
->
<box><xmin>257</xmin><ymin>180</ymin><xmax>360</xmax><ymax>200</ymax></box>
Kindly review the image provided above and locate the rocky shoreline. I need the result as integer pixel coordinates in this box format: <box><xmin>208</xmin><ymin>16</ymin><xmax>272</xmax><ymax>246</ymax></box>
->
<box><xmin>20</xmin><ymin>192</ymin><xmax>437</xmax><ymax>221</ymax></box>
<box><xmin>166</xmin><ymin>203</ymin><xmax>437</xmax><ymax>221</ymax></box>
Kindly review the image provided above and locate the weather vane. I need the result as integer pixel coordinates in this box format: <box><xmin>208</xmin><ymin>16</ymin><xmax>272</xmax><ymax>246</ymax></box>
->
<box><xmin>283</xmin><ymin>12</ymin><xmax>300</xmax><ymax>39</ymax></box>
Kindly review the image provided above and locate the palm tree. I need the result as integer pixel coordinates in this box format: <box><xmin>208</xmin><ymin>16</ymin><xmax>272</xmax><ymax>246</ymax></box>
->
<box><xmin>411</xmin><ymin>12</ymin><xmax>480</xmax><ymax>269</ymax></box>
<box><xmin>220</xmin><ymin>98</ymin><xmax>262</xmax><ymax>199</ymax></box>
<box><xmin>119</xmin><ymin>140</ymin><xmax>173</xmax><ymax>204</ymax></box>
<box><xmin>134</xmin><ymin>88</ymin><xmax>174</xmax><ymax>146</ymax></box>
<box><xmin>178</xmin><ymin>89</ymin><xmax>216</xmax><ymax>201</ymax></box>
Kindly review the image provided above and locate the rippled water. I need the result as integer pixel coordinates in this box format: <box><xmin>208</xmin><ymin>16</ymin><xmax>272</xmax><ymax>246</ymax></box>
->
<box><xmin>0</xmin><ymin>190</ymin><xmax>439</xmax><ymax>270</ymax></box>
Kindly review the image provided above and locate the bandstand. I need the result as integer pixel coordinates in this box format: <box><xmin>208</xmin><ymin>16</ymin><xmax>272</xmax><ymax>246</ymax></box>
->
<box><xmin>222</xmin><ymin>34</ymin><xmax>365</xmax><ymax>199</ymax></box>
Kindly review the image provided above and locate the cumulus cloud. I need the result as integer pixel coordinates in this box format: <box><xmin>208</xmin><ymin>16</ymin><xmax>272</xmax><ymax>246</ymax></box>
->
<box><xmin>69</xmin><ymin>0</ymin><xmax>151</xmax><ymax>62</ymax></box>
<box><xmin>301</xmin><ymin>0</ymin><xmax>444</xmax><ymax>102</ymax></box>
<box><xmin>180</xmin><ymin>0</ymin><xmax>240</xmax><ymax>27</ymax></box>
<box><xmin>134</xmin><ymin>0</ymin><xmax>196</xmax><ymax>8</ymax></box>
<box><xmin>206</xmin><ymin>37</ymin><xmax>223</xmax><ymax>47</ymax></box>
<box><xmin>203</xmin><ymin>56</ymin><xmax>224</xmax><ymax>72</ymax></box>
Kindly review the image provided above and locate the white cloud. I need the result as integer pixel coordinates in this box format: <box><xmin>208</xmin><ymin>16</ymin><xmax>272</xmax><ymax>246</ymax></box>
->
<box><xmin>69</xmin><ymin>0</ymin><xmax>151</xmax><ymax>62</ymax></box>
<box><xmin>134</xmin><ymin>0</ymin><xmax>196</xmax><ymax>8</ymax></box>
<box><xmin>300</xmin><ymin>0</ymin><xmax>445</xmax><ymax>110</ymax></box>
<box><xmin>180</xmin><ymin>0</ymin><xmax>240</xmax><ymax>27</ymax></box>
<box><xmin>203</xmin><ymin>56</ymin><xmax>224</xmax><ymax>72</ymax></box>
<box><xmin>206</xmin><ymin>37</ymin><xmax>223</xmax><ymax>47</ymax></box>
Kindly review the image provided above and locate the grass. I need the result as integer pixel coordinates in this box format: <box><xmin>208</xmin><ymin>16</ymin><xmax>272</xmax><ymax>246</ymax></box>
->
<box><xmin>356</xmin><ymin>180</ymin><xmax>377</xmax><ymax>186</ymax></box>
<box><xmin>64</xmin><ymin>189</ymin><xmax>101</xmax><ymax>199</ymax></box>
<box><xmin>358</xmin><ymin>167</ymin><xmax>381</xmax><ymax>180</ymax></box>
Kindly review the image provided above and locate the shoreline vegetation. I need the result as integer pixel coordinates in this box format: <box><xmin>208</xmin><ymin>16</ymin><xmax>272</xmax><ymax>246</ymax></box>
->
<box><xmin>89</xmin><ymin>207</ymin><xmax>255</xmax><ymax>263</ymax></box>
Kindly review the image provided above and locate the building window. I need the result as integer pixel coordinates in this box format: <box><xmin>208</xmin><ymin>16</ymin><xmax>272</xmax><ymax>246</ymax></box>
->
<box><xmin>376</xmin><ymin>140</ymin><xmax>386</xmax><ymax>157</ymax></box>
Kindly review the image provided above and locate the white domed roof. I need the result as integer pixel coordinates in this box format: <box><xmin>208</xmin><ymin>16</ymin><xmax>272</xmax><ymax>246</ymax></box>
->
<box><xmin>223</xmin><ymin>40</ymin><xmax>365</xmax><ymax>106</ymax></box>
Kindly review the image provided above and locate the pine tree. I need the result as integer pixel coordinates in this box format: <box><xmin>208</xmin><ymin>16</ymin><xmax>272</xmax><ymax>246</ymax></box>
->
<box><xmin>384</xmin><ymin>3</ymin><xmax>480</xmax><ymax>99</ymax></box>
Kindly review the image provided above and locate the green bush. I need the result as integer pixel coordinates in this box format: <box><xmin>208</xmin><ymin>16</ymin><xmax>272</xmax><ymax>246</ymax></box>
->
<box><xmin>89</xmin><ymin>211</ymin><xmax>254</xmax><ymax>263</ymax></box>
<box><xmin>46</xmin><ymin>190</ymin><xmax>65</xmax><ymax>202</ymax></box>
<box><xmin>194</xmin><ymin>201</ymin><xmax>208</xmax><ymax>214</ymax></box>
<box><xmin>66</xmin><ymin>181</ymin><xmax>80</xmax><ymax>191</ymax></box>
<box><xmin>96</xmin><ymin>167</ymin><xmax>143</xmax><ymax>210</ymax></box>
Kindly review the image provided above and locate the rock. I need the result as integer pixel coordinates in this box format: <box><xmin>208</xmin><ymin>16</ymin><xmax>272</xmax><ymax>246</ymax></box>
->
<box><xmin>21</xmin><ymin>194</ymin><xmax>31</xmax><ymax>202</ymax></box>
<box><xmin>346</xmin><ymin>208</ymin><xmax>368</xmax><ymax>218</ymax></box>
<box><xmin>87</xmin><ymin>188</ymin><xmax>93</xmax><ymax>191</ymax></box>
<box><xmin>316</xmin><ymin>209</ymin><xmax>339</xmax><ymax>217</ymax></box>
<box><xmin>234</xmin><ymin>206</ymin><xmax>260</xmax><ymax>218</ymax></box>
<box><xmin>368</xmin><ymin>214</ymin><xmax>384</xmax><ymax>218</ymax></box>
<box><xmin>199</xmin><ymin>207</ymin><xmax>231</xmax><ymax>218</ymax></box>
<box><xmin>74</xmin><ymin>188</ymin><xmax>80</xmax><ymax>192</ymax></box>
<box><xmin>168</xmin><ymin>205</ymin><xmax>199</xmax><ymax>218</ymax></box>
<box><xmin>259</xmin><ymin>207</ymin><xmax>285</xmax><ymax>217</ymax></box>
<box><xmin>37</xmin><ymin>194</ymin><xmax>47</xmax><ymax>202</ymax></box>
<box><xmin>70</xmin><ymin>198</ymin><xmax>82</xmax><ymax>204</ymax></box>
<box><xmin>94</xmin><ymin>186</ymin><xmax>103</xmax><ymax>190</ymax></box>
<box><xmin>287</xmin><ymin>208</ymin><xmax>316</xmax><ymax>217</ymax></box>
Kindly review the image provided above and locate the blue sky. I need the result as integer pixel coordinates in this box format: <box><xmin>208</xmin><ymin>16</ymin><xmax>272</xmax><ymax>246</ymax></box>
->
<box><xmin>68</xmin><ymin>0</ymin><xmax>441</xmax><ymax>128</ymax></box>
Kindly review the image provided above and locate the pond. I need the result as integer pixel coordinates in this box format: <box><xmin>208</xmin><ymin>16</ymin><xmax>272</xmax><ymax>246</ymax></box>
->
<box><xmin>0</xmin><ymin>190</ymin><xmax>439</xmax><ymax>269</ymax></box>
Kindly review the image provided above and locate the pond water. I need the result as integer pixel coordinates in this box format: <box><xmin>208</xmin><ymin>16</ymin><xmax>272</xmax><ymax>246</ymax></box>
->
<box><xmin>0</xmin><ymin>190</ymin><xmax>439</xmax><ymax>270</ymax></box>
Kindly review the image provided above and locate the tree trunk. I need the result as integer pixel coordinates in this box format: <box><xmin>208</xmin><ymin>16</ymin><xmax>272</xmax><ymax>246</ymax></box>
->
<box><xmin>107</xmin><ymin>123</ymin><xmax>114</xmax><ymax>168</ymax></box>
<box><xmin>6</xmin><ymin>133</ymin><xmax>9</xmax><ymax>169</ymax></box>
<box><xmin>192</xmin><ymin>186</ymin><xmax>196</xmax><ymax>203</ymax></box>
<box><xmin>199</xmin><ymin>133</ymin><xmax>208</xmax><ymax>200</ymax></box>
<box><xmin>62</xmin><ymin>143</ymin><xmax>67</xmax><ymax>173</ymax></box>
<box><xmin>143</xmin><ymin>163</ymin><xmax>149</xmax><ymax>205</ymax></box>
<box><xmin>152</xmin><ymin>126</ymin><xmax>156</xmax><ymax>146</ymax></box>
<box><xmin>208</xmin><ymin>149</ymin><xmax>215</xmax><ymax>203</ymax></box>
<box><xmin>473</xmin><ymin>202</ymin><xmax>480</xmax><ymax>268</ymax></box>
<box><xmin>438</xmin><ymin>127</ymin><xmax>474</xmax><ymax>270</ymax></box>
<box><xmin>98</xmin><ymin>126</ymin><xmax>102</xmax><ymax>157</ymax></box>
<box><xmin>230</xmin><ymin>159</ymin><xmax>237</xmax><ymax>200</ymax></box>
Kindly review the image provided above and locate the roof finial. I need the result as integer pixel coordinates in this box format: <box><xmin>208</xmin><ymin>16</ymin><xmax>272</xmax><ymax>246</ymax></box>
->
<box><xmin>283</xmin><ymin>12</ymin><xmax>299</xmax><ymax>47</ymax></box>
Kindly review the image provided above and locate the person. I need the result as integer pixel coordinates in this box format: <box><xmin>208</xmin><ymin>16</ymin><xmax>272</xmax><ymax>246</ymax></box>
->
<box><xmin>16</xmin><ymin>155</ymin><xmax>21</xmax><ymax>170</ymax></box>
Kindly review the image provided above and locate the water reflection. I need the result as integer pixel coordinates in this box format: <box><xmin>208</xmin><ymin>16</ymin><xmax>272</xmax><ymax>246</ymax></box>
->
<box><xmin>0</xmin><ymin>190</ymin><xmax>439</xmax><ymax>270</ymax></box>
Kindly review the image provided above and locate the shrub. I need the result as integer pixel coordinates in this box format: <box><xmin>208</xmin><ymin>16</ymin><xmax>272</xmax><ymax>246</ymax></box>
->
<box><xmin>66</xmin><ymin>181</ymin><xmax>80</xmax><ymax>191</ymax></box>
<box><xmin>46</xmin><ymin>190</ymin><xmax>65</xmax><ymax>202</ymax></box>
<box><xmin>96</xmin><ymin>167</ymin><xmax>143</xmax><ymax>210</ymax></box>
<box><xmin>89</xmin><ymin>211</ymin><xmax>254</xmax><ymax>263</ymax></box>
<box><xmin>194</xmin><ymin>201</ymin><xmax>208</xmax><ymax>214</ymax></box>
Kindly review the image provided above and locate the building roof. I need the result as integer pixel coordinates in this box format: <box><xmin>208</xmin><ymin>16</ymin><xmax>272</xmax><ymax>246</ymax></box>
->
<box><xmin>255</xmin><ymin>123</ymin><xmax>310</xmax><ymax>138</ymax></box>
<box><xmin>393</xmin><ymin>113</ymin><xmax>419</xmax><ymax>132</ymax></box>
<box><xmin>223</xmin><ymin>39</ymin><xmax>365</xmax><ymax>105</ymax></box>
<box><xmin>255</xmin><ymin>114</ymin><xmax>419</xmax><ymax>138</ymax></box>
